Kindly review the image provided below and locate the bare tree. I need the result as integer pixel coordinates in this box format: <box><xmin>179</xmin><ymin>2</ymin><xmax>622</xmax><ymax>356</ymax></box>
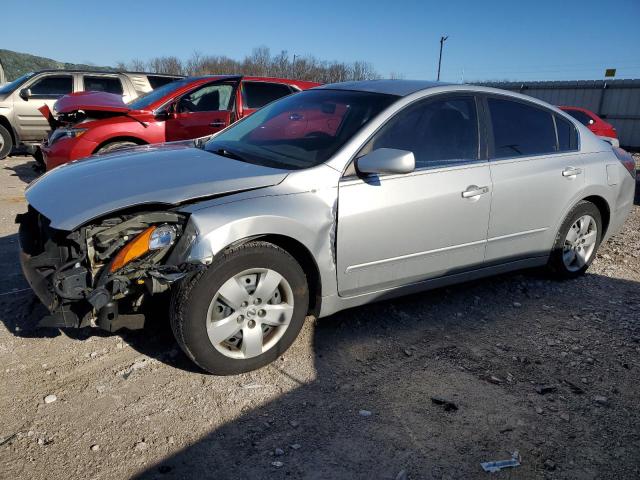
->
<box><xmin>123</xmin><ymin>47</ymin><xmax>380</xmax><ymax>83</ymax></box>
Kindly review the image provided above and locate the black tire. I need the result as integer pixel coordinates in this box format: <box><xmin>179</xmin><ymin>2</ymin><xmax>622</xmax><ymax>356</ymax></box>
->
<box><xmin>96</xmin><ymin>140</ymin><xmax>139</xmax><ymax>154</ymax></box>
<box><xmin>547</xmin><ymin>200</ymin><xmax>602</xmax><ymax>279</ymax></box>
<box><xmin>170</xmin><ymin>241</ymin><xmax>309</xmax><ymax>375</ymax></box>
<box><xmin>0</xmin><ymin>124</ymin><xmax>13</xmax><ymax>160</ymax></box>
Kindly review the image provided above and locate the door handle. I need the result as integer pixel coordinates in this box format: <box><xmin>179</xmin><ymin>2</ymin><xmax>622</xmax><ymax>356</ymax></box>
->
<box><xmin>562</xmin><ymin>167</ymin><xmax>582</xmax><ymax>177</ymax></box>
<box><xmin>209</xmin><ymin>121</ymin><xmax>227</xmax><ymax>128</ymax></box>
<box><xmin>461</xmin><ymin>185</ymin><xmax>489</xmax><ymax>198</ymax></box>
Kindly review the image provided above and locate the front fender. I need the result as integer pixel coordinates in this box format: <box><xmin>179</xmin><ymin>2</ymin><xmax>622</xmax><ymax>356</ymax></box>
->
<box><xmin>171</xmin><ymin>190</ymin><xmax>339</xmax><ymax>298</ymax></box>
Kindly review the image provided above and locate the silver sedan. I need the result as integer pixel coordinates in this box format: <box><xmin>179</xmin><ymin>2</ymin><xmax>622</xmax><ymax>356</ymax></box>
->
<box><xmin>18</xmin><ymin>80</ymin><xmax>636</xmax><ymax>374</ymax></box>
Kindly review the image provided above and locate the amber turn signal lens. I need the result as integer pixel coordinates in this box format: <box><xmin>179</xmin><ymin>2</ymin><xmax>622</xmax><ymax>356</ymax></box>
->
<box><xmin>109</xmin><ymin>226</ymin><xmax>156</xmax><ymax>273</ymax></box>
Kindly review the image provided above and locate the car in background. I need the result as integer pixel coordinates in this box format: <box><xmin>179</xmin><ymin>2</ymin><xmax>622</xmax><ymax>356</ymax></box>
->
<box><xmin>0</xmin><ymin>70</ymin><xmax>182</xmax><ymax>159</ymax></box>
<box><xmin>39</xmin><ymin>75</ymin><xmax>320</xmax><ymax>170</ymax></box>
<box><xmin>18</xmin><ymin>81</ymin><xmax>635</xmax><ymax>375</ymax></box>
<box><xmin>559</xmin><ymin>106</ymin><xmax>618</xmax><ymax>147</ymax></box>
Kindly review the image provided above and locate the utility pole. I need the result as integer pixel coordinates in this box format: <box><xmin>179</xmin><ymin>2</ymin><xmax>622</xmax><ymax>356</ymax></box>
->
<box><xmin>437</xmin><ymin>35</ymin><xmax>448</xmax><ymax>81</ymax></box>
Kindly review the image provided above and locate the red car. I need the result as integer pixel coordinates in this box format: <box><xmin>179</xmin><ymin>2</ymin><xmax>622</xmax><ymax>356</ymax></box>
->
<box><xmin>39</xmin><ymin>75</ymin><xmax>320</xmax><ymax>170</ymax></box>
<box><xmin>559</xmin><ymin>106</ymin><xmax>618</xmax><ymax>145</ymax></box>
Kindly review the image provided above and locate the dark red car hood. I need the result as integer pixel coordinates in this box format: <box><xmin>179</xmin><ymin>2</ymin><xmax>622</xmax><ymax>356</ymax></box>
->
<box><xmin>54</xmin><ymin>91</ymin><xmax>132</xmax><ymax>114</ymax></box>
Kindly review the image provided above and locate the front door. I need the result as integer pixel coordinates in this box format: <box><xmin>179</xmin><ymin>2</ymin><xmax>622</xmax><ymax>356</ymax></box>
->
<box><xmin>337</xmin><ymin>95</ymin><xmax>492</xmax><ymax>296</ymax></box>
<box><xmin>13</xmin><ymin>74</ymin><xmax>74</xmax><ymax>141</ymax></box>
<box><xmin>164</xmin><ymin>80</ymin><xmax>239</xmax><ymax>142</ymax></box>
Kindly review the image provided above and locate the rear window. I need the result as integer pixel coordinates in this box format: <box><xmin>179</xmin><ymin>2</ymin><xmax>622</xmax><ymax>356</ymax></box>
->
<box><xmin>488</xmin><ymin>98</ymin><xmax>557</xmax><ymax>158</ymax></box>
<box><xmin>563</xmin><ymin>109</ymin><xmax>594</xmax><ymax>126</ymax></box>
<box><xmin>83</xmin><ymin>76</ymin><xmax>123</xmax><ymax>95</ymax></box>
<box><xmin>29</xmin><ymin>76</ymin><xmax>73</xmax><ymax>97</ymax></box>
<box><xmin>148</xmin><ymin>75</ymin><xmax>180</xmax><ymax>89</ymax></box>
<box><xmin>243</xmin><ymin>82</ymin><xmax>294</xmax><ymax>109</ymax></box>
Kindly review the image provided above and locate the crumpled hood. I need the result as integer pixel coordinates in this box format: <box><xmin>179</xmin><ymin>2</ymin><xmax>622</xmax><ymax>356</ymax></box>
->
<box><xmin>26</xmin><ymin>143</ymin><xmax>289</xmax><ymax>230</ymax></box>
<box><xmin>54</xmin><ymin>91</ymin><xmax>131</xmax><ymax>114</ymax></box>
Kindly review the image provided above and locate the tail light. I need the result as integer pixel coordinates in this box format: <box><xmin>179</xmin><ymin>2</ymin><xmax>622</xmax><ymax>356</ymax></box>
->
<box><xmin>613</xmin><ymin>146</ymin><xmax>636</xmax><ymax>178</ymax></box>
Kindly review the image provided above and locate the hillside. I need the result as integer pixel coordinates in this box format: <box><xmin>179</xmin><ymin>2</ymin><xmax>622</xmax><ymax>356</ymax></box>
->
<box><xmin>0</xmin><ymin>49</ymin><xmax>112</xmax><ymax>81</ymax></box>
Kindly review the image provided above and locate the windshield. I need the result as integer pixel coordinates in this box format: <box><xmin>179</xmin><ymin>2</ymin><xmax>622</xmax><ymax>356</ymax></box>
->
<box><xmin>127</xmin><ymin>77</ymin><xmax>191</xmax><ymax>110</ymax></box>
<box><xmin>0</xmin><ymin>72</ymin><xmax>36</xmax><ymax>95</ymax></box>
<box><xmin>205</xmin><ymin>89</ymin><xmax>397</xmax><ymax>170</ymax></box>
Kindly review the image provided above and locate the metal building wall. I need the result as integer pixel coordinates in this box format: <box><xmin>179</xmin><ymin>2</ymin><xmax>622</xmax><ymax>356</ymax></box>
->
<box><xmin>480</xmin><ymin>79</ymin><xmax>640</xmax><ymax>148</ymax></box>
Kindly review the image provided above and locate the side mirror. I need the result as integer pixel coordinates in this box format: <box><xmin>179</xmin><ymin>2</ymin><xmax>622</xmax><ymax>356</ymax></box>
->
<box><xmin>19</xmin><ymin>88</ymin><xmax>32</xmax><ymax>100</ymax></box>
<box><xmin>356</xmin><ymin>148</ymin><xmax>415</xmax><ymax>175</ymax></box>
<box><xmin>156</xmin><ymin>103</ymin><xmax>177</xmax><ymax>120</ymax></box>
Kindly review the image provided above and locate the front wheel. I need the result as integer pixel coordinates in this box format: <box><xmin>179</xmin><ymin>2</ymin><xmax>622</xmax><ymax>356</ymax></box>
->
<box><xmin>0</xmin><ymin>124</ymin><xmax>13</xmax><ymax>160</ymax></box>
<box><xmin>170</xmin><ymin>241</ymin><xmax>309</xmax><ymax>375</ymax></box>
<box><xmin>547</xmin><ymin>200</ymin><xmax>602</xmax><ymax>279</ymax></box>
<box><xmin>95</xmin><ymin>140</ymin><xmax>139</xmax><ymax>155</ymax></box>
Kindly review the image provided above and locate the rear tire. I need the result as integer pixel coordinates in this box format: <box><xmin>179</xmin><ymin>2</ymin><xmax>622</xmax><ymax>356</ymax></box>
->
<box><xmin>170</xmin><ymin>241</ymin><xmax>309</xmax><ymax>375</ymax></box>
<box><xmin>0</xmin><ymin>124</ymin><xmax>13</xmax><ymax>160</ymax></box>
<box><xmin>95</xmin><ymin>140</ymin><xmax>139</xmax><ymax>155</ymax></box>
<box><xmin>547</xmin><ymin>200</ymin><xmax>602</xmax><ymax>279</ymax></box>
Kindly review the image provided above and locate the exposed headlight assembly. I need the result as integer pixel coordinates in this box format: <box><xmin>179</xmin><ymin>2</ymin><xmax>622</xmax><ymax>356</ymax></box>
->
<box><xmin>48</xmin><ymin>128</ymin><xmax>88</xmax><ymax>146</ymax></box>
<box><xmin>110</xmin><ymin>225</ymin><xmax>176</xmax><ymax>273</ymax></box>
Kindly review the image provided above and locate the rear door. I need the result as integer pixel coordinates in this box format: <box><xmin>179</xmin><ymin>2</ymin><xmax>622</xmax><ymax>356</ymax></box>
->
<box><xmin>337</xmin><ymin>94</ymin><xmax>492</xmax><ymax>296</ymax></box>
<box><xmin>82</xmin><ymin>74</ymin><xmax>128</xmax><ymax>100</ymax></box>
<box><xmin>483</xmin><ymin>95</ymin><xmax>583</xmax><ymax>262</ymax></box>
<box><xmin>164</xmin><ymin>79</ymin><xmax>240</xmax><ymax>141</ymax></box>
<box><xmin>13</xmin><ymin>73</ymin><xmax>73</xmax><ymax>141</ymax></box>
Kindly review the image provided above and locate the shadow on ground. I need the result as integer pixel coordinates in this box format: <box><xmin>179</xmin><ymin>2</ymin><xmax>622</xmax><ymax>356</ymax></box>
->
<box><xmin>3</xmin><ymin>156</ymin><xmax>39</xmax><ymax>184</ymax></box>
<box><xmin>3</xmin><ymin>222</ymin><xmax>639</xmax><ymax>478</ymax></box>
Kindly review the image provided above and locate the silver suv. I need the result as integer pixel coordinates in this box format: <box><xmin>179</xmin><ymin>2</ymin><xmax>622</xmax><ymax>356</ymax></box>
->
<box><xmin>0</xmin><ymin>70</ymin><xmax>182</xmax><ymax>159</ymax></box>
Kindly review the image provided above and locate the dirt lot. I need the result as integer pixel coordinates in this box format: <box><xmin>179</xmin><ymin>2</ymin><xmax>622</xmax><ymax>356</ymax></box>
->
<box><xmin>1</xmin><ymin>154</ymin><xmax>639</xmax><ymax>480</ymax></box>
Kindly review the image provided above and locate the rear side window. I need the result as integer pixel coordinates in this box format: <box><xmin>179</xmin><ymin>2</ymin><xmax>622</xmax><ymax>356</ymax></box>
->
<box><xmin>148</xmin><ymin>75</ymin><xmax>179</xmax><ymax>89</ymax></box>
<box><xmin>29</xmin><ymin>76</ymin><xmax>73</xmax><ymax>97</ymax></box>
<box><xmin>563</xmin><ymin>109</ymin><xmax>594</xmax><ymax>126</ymax></box>
<box><xmin>83</xmin><ymin>76</ymin><xmax>123</xmax><ymax>95</ymax></box>
<box><xmin>555</xmin><ymin>115</ymin><xmax>578</xmax><ymax>151</ymax></box>
<box><xmin>488</xmin><ymin>98</ymin><xmax>556</xmax><ymax>158</ymax></box>
<box><xmin>243</xmin><ymin>82</ymin><xmax>294</xmax><ymax>109</ymax></box>
<box><xmin>366</xmin><ymin>96</ymin><xmax>479</xmax><ymax>169</ymax></box>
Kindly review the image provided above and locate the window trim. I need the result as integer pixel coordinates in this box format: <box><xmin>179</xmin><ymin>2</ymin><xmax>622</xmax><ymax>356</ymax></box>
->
<box><xmin>343</xmin><ymin>92</ymin><xmax>486</xmax><ymax>179</ymax></box>
<box><xmin>480</xmin><ymin>93</ymin><xmax>580</xmax><ymax>162</ymax></box>
<box><xmin>26</xmin><ymin>74</ymin><xmax>74</xmax><ymax>99</ymax></box>
<box><xmin>156</xmin><ymin>79</ymin><xmax>241</xmax><ymax>116</ymax></box>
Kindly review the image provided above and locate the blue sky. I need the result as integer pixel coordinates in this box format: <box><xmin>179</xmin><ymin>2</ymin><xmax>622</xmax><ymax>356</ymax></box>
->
<box><xmin>2</xmin><ymin>0</ymin><xmax>639</xmax><ymax>82</ymax></box>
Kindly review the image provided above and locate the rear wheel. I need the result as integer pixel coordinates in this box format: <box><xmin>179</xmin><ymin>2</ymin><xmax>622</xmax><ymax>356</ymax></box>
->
<box><xmin>96</xmin><ymin>140</ymin><xmax>139</xmax><ymax>155</ymax></box>
<box><xmin>547</xmin><ymin>201</ymin><xmax>602</xmax><ymax>278</ymax></box>
<box><xmin>170</xmin><ymin>241</ymin><xmax>309</xmax><ymax>375</ymax></box>
<box><xmin>0</xmin><ymin>124</ymin><xmax>13</xmax><ymax>160</ymax></box>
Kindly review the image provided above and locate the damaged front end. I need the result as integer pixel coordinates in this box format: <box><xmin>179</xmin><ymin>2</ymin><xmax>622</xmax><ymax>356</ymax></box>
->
<box><xmin>17</xmin><ymin>207</ymin><xmax>190</xmax><ymax>332</ymax></box>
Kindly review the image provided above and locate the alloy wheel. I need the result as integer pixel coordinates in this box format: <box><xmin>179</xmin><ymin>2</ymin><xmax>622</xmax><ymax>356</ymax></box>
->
<box><xmin>562</xmin><ymin>214</ymin><xmax>598</xmax><ymax>272</ymax></box>
<box><xmin>205</xmin><ymin>268</ymin><xmax>294</xmax><ymax>359</ymax></box>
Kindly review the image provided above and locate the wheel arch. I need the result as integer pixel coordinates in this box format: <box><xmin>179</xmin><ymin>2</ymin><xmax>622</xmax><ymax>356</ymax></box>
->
<box><xmin>225</xmin><ymin>234</ymin><xmax>322</xmax><ymax>317</ymax></box>
<box><xmin>0</xmin><ymin>115</ymin><xmax>16</xmax><ymax>144</ymax></box>
<box><xmin>93</xmin><ymin>136</ymin><xmax>148</xmax><ymax>154</ymax></box>
<box><xmin>581</xmin><ymin>195</ymin><xmax>610</xmax><ymax>238</ymax></box>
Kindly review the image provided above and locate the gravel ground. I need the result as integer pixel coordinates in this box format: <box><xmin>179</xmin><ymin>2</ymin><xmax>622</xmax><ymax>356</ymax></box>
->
<box><xmin>1</xmin><ymin>154</ymin><xmax>639</xmax><ymax>480</ymax></box>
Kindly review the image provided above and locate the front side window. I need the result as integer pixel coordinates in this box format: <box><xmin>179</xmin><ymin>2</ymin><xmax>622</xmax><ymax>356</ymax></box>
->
<box><xmin>488</xmin><ymin>98</ymin><xmax>557</xmax><ymax>158</ymax></box>
<box><xmin>29</xmin><ymin>75</ymin><xmax>73</xmax><ymax>97</ymax></box>
<box><xmin>177</xmin><ymin>83</ymin><xmax>234</xmax><ymax>113</ymax></box>
<box><xmin>563</xmin><ymin>109</ymin><xmax>594</xmax><ymax>126</ymax></box>
<box><xmin>205</xmin><ymin>89</ymin><xmax>396</xmax><ymax>170</ymax></box>
<box><xmin>363</xmin><ymin>96</ymin><xmax>479</xmax><ymax>169</ymax></box>
<box><xmin>83</xmin><ymin>76</ymin><xmax>123</xmax><ymax>95</ymax></box>
<box><xmin>243</xmin><ymin>82</ymin><xmax>294</xmax><ymax>109</ymax></box>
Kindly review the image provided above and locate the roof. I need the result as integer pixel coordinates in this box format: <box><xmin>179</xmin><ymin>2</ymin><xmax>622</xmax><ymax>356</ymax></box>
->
<box><xmin>317</xmin><ymin>79</ymin><xmax>452</xmax><ymax>96</ymax></box>
<box><xmin>26</xmin><ymin>69</ymin><xmax>183</xmax><ymax>77</ymax></box>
